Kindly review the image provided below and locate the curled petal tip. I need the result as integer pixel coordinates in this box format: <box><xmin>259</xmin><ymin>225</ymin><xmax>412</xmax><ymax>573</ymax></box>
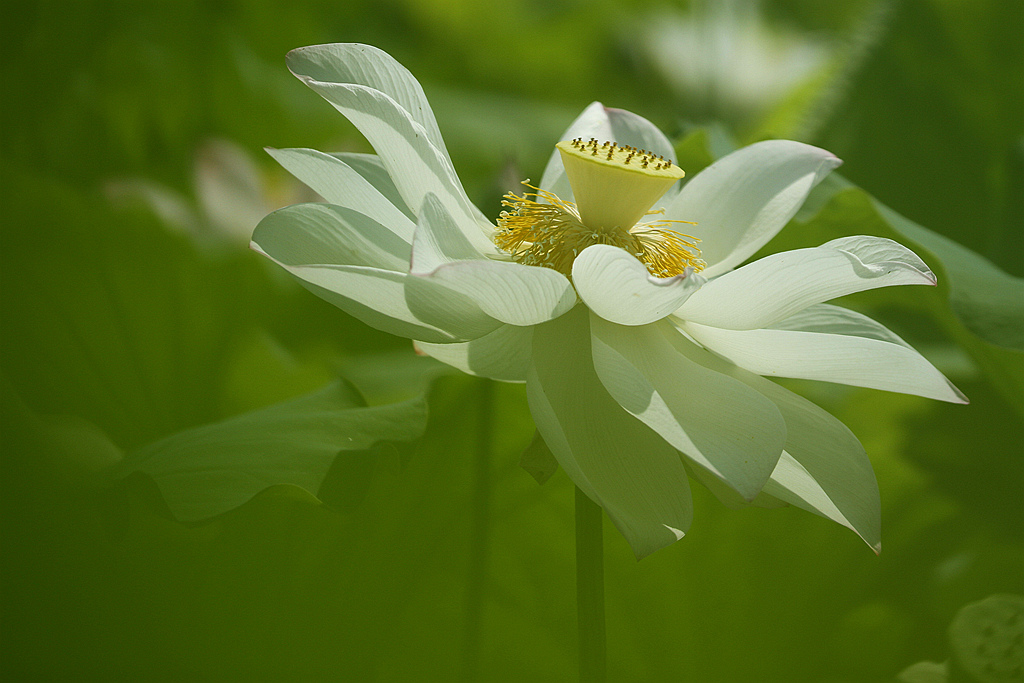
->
<box><xmin>647</xmin><ymin>266</ymin><xmax>703</xmax><ymax>288</ymax></box>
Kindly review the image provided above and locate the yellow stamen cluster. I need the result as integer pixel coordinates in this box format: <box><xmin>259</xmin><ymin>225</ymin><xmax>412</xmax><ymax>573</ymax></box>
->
<box><xmin>494</xmin><ymin>183</ymin><xmax>705</xmax><ymax>278</ymax></box>
<box><xmin>567</xmin><ymin>137</ymin><xmax>676</xmax><ymax>171</ymax></box>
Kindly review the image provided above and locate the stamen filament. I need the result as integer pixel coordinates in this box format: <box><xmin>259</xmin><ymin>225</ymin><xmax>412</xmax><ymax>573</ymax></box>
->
<box><xmin>494</xmin><ymin>182</ymin><xmax>705</xmax><ymax>278</ymax></box>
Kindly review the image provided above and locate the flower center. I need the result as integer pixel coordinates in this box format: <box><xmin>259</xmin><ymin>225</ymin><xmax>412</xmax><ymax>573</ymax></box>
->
<box><xmin>494</xmin><ymin>138</ymin><xmax>705</xmax><ymax>278</ymax></box>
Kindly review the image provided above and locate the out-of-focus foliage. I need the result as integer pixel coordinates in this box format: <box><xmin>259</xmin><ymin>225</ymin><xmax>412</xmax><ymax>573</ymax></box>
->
<box><xmin>110</xmin><ymin>380</ymin><xmax>429</xmax><ymax>522</ymax></box>
<box><xmin>898</xmin><ymin>594</ymin><xmax>1024</xmax><ymax>682</ymax></box>
<box><xmin>2</xmin><ymin>1</ymin><xmax>1021</xmax><ymax>682</ymax></box>
<box><xmin>809</xmin><ymin>0</ymin><xmax>1024</xmax><ymax>281</ymax></box>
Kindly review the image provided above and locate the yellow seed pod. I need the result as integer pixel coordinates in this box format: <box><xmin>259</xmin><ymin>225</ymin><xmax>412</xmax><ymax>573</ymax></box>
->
<box><xmin>556</xmin><ymin>138</ymin><xmax>684</xmax><ymax>232</ymax></box>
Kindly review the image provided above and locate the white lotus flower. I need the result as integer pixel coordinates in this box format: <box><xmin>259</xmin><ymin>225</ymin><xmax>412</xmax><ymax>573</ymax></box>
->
<box><xmin>641</xmin><ymin>0</ymin><xmax>829</xmax><ymax>122</ymax></box>
<box><xmin>252</xmin><ymin>44</ymin><xmax>966</xmax><ymax>559</ymax></box>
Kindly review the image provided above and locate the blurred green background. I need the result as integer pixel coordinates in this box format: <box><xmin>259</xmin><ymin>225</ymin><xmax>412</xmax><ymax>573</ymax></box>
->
<box><xmin>2</xmin><ymin>0</ymin><xmax>1022</xmax><ymax>681</ymax></box>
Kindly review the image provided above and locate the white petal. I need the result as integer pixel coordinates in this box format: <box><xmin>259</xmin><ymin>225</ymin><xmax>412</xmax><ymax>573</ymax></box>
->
<box><xmin>287</xmin><ymin>44</ymin><xmax>452</xmax><ymax>162</ymax></box>
<box><xmin>770</xmin><ymin>303</ymin><xmax>917</xmax><ymax>345</ymax></box>
<box><xmin>666</xmin><ymin>327</ymin><xmax>881</xmax><ymax>550</ymax></box>
<box><xmin>682</xmin><ymin>317</ymin><xmax>968</xmax><ymax>403</ymax></box>
<box><xmin>426</xmin><ymin>260</ymin><xmax>577</xmax><ymax>327</ymax></box>
<box><xmin>573</xmin><ymin>244</ymin><xmax>705</xmax><ymax>326</ymax></box>
<box><xmin>676</xmin><ymin>236</ymin><xmax>936</xmax><ymax>329</ymax></box>
<box><xmin>329</xmin><ymin>153</ymin><xmax>415</xmax><ymax>219</ymax></box>
<box><xmin>251</xmin><ymin>202</ymin><xmax>409</xmax><ymax>271</ymax></box>
<box><xmin>289</xmin><ymin>70</ymin><xmax>495</xmax><ymax>255</ymax></box>
<box><xmin>682</xmin><ymin>461</ymin><xmax>789</xmax><ymax>510</ymax></box>
<box><xmin>409</xmin><ymin>193</ymin><xmax>483</xmax><ymax>273</ymax></box>
<box><xmin>538</xmin><ymin>102</ymin><xmax>677</xmax><ymax>202</ymax></box>
<box><xmin>409</xmin><ymin>195</ymin><xmax>577</xmax><ymax>326</ymax></box>
<box><xmin>251</xmin><ymin>247</ymin><xmax>490</xmax><ymax>343</ymax></box>
<box><xmin>333</xmin><ymin>150</ymin><xmax>493</xmax><ymax>235</ymax></box>
<box><xmin>402</xmin><ymin>274</ymin><xmax>504</xmax><ymax>341</ymax></box>
<box><xmin>267</xmin><ymin>148</ymin><xmax>416</xmax><ymax>241</ymax></box>
<box><xmin>590</xmin><ymin>317</ymin><xmax>786</xmax><ymax>500</ymax></box>
<box><xmin>765</xmin><ymin>452</ymin><xmax>878</xmax><ymax>551</ymax></box>
<box><xmin>527</xmin><ymin>306</ymin><xmax>693</xmax><ymax>559</ymax></box>
<box><xmin>415</xmin><ymin>324</ymin><xmax>533</xmax><ymax>382</ymax></box>
<box><xmin>253</xmin><ymin>202</ymin><xmax>501</xmax><ymax>341</ymax></box>
<box><xmin>664</xmin><ymin>140</ymin><xmax>841</xmax><ymax>276</ymax></box>
<box><xmin>603</xmin><ymin>106</ymin><xmax>677</xmax><ymax>160</ymax></box>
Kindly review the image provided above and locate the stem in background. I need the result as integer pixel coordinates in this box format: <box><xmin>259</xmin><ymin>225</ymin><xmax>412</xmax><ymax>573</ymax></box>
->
<box><xmin>461</xmin><ymin>379</ymin><xmax>493</xmax><ymax>682</ymax></box>
<box><xmin>576</xmin><ymin>486</ymin><xmax>607</xmax><ymax>683</ymax></box>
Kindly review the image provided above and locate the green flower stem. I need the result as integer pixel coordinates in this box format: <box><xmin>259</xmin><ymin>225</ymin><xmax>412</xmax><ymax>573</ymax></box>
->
<box><xmin>576</xmin><ymin>485</ymin><xmax>607</xmax><ymax>683</ymax></box>
<box><xmin>461</xmin><ymin>378</ymin><xmax>493</xmax><ymax>682</ymax></box>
